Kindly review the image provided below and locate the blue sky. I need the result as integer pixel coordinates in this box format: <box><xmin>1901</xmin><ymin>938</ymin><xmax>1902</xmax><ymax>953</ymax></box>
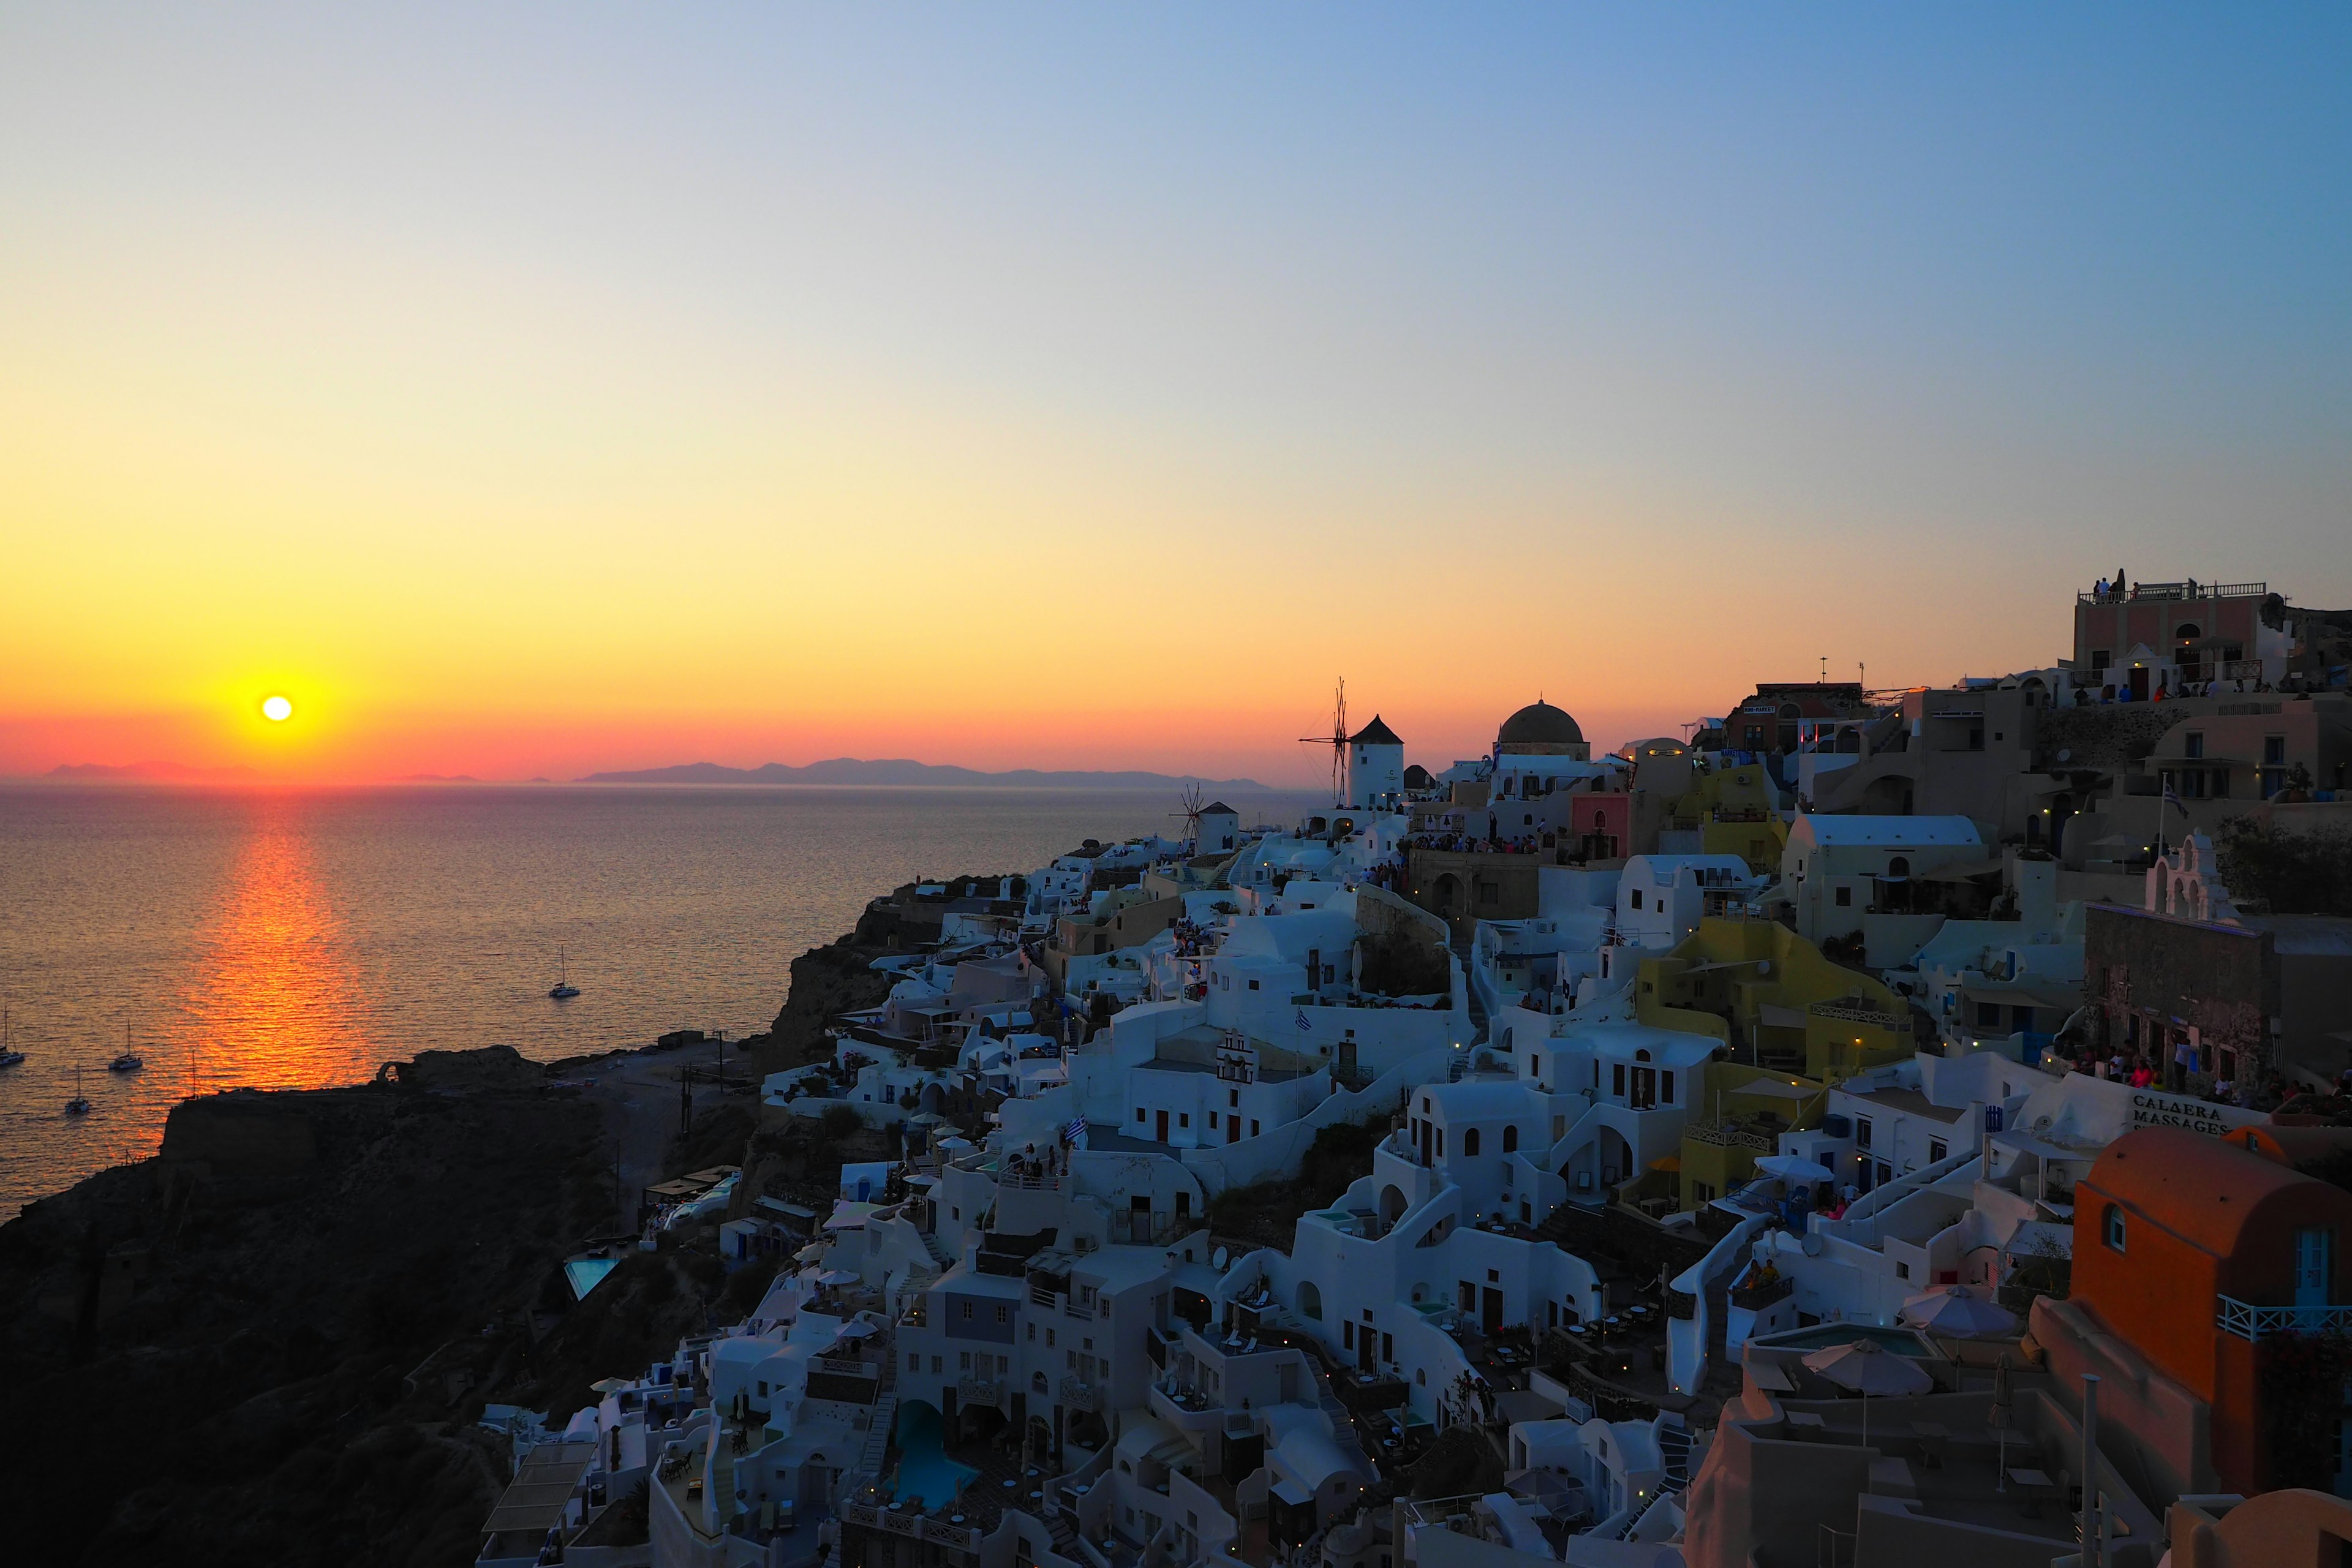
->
<box><xmin>2</xmin><ymin>5</ymin><xmax>2346</xmax><ymax>777</ymax></box>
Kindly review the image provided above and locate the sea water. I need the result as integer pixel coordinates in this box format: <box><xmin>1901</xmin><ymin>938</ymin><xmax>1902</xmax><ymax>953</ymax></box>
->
<box><xmin>0</xmin><ymin>782</ymin><xmax>1312</xmax><ymax>1218</ymax></box>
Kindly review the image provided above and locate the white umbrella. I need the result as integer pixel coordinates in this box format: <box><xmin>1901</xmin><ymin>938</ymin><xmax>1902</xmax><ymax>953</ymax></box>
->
<box><xmin>816</xmin><ymin>1268</ymin><xmax>860</xmax><ymax>1287</ymax></box>
<box><xmin>1801</xmin><ymin>1336</ymin><xmax>1932</xmax><ymax>1446</ymax></box>
<box><xmin>1898</xmin><ymin>1284</ymin><xmax>2018</xmax><ymax>1339</ymax></box>
<box><xmin>1755</xmin><ymin>1154</ymin><xmax>1838</xmax><ymax>1185</ymax></box>
<box><xmin>837</xmin><ymin>1319</ymin><xmax>880</xmax><ymax>1338</ymax></box>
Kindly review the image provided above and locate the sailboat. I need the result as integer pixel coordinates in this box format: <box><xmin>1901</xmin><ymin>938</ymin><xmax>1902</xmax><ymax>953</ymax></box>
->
<box><xmin>549</xmin><ymin>951</ymin><xmax>581</xmax><ymax>1000</ymax></box>
<box><xmin>0</xmin><ymin>1006</ymin><xmax>23</xmax><ymax>1069</ymax></box>
<box><xmin>66</xmin><ymin>1065</ymin><xmax>91</xmax><ymax>1116</ymax></box>
<box><xmin>109</xmin><ymin>1022</ymin><xmax>144</xmax><ymax>1074</ymax></box>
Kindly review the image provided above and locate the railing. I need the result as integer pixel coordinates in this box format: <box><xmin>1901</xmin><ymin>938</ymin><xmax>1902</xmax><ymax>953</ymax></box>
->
<box><xmin>2078</xmin><ymin>581</ymin><xmax>2264</xmax><ymax>604</ymax></box>
<box><xmin>816</xmin><ymin>1355</ymin><xmax>877</xmax><ymax>1379</ymax></box>
<box><xmin>1060</xmin><ymin>1375</ymin><xmax>1102</xmax><ymax>1411</ymax></box>
<box><xmin>1684</xmin><ymin>1118</ymin><xmax>1774</xmax><ymax>1152</ymax></box>
<box><xmin>1730</xmin><ymin>1274</ymin><xmax>1795</xmax><ymax>1312</ymax></box>
<box><xmin>958</xmin><ymin>1374</ymin><xmax>1001</xmax><ymax>1404</ymax></box>
<box><xmin>2215</xmin><ymin>1295</ymin><xmax>2352</xmax><ymax>1341</ymax></box>
<box><xmin>1809</xmin><ymin>1001</ymin><xmax>1903</xmax><ymax>1029</ymax></box>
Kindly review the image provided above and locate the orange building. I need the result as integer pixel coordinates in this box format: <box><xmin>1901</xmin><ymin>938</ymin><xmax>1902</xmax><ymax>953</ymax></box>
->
<box><xmin>2069</xmin><ymin>1126</ymin><xmax>2352</xmax><ymax>1493</ymax></box>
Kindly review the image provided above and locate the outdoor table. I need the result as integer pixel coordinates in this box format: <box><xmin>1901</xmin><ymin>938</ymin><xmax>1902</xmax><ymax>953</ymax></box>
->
<box><xmin>2006</xmin><ymin>1467</ymin><xmax>2054</xmax><ymax>1517</ymax></box>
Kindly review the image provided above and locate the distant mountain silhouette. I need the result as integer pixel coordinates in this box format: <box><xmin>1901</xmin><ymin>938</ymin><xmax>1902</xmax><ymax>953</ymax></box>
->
<box><xmin>48</xmin><ymin>761</ymin><xmax>263</xmax><ymax>781</ymax></box>
<box><xmin>578</xmin><ymin>757</ymin><xmax>1268</xmax><ymax>790</ymax></box>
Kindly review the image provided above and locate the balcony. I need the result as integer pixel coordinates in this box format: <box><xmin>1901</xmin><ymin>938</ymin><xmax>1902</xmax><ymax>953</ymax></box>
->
<box><xmin>2078</xmin><ymin>580</ymin><xmax>2264</xmax><ymax>605</ymax></box>
<box><xmin>1060</xmin><ymin>1374</ymin><xmax>1102</xmax><ymax>1411</ymax></box>
<box><xmin>958</xmin><ymin>1374</ymin><xmax>1001</xmax><ymax>1405</ymax></box>
<box><xmin>1684</xmin><ymin>1118</ymin><xmax>1774</xmax><ymax>1153</ymax></box>
<box><xmin>2215</xmin><ymin>1295</ymin><xmax>2352</xmax><ymax>1341</ymax></box>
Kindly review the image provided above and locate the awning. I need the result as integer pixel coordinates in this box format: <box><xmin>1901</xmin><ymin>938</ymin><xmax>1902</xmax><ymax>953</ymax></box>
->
<box><xmin>1920</xmin><ymin>858</ymin><xmax>2004</xmax><ymax>883</ymax></box>
<box><xmin>1757</xmin><ymin>1004</ymin><xmax>1809</xmax><ymax>1031</ymax></box>
<box><xmin>1730</xmin><ymin>1078</ymin><xmax>1819</xmax><ymax>1101</ymax></box>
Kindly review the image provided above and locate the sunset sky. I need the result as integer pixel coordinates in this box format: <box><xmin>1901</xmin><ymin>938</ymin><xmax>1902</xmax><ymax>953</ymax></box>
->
<box><xmin>4</xmin><ymin>6</ymin><xmax>2348</xmax><ymax>786</ymax></box>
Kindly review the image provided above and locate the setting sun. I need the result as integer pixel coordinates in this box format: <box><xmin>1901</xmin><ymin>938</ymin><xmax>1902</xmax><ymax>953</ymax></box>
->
<box><xmin>262</xmin><ymin>695</ymin><xmax>293</xmax><ymax>723</ymax></box>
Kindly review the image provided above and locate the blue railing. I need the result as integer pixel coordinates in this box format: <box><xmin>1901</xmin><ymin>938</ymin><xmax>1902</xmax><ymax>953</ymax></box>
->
<box><xmin>2215</xmin><ymin>1295</ymin><xmax>2352</xmax><ymax>1341</ymax></box>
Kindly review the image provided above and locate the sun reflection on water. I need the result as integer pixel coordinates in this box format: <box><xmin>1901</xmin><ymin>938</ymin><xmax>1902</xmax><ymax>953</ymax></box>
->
<box><xmin>180</xmin><ymin>807</ymin><xmax>374</xmax><ymax>1092</ymax></box>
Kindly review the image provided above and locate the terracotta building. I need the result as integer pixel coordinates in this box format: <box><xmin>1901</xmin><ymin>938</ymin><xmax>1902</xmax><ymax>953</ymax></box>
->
<box><xmin>2059</xmin><ymin>1126</ymin><xmax>2352</xmax><ymax>1495</ymax></box>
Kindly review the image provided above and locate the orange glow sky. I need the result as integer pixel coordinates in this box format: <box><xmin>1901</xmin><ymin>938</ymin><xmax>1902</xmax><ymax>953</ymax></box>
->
<box><xmin>4</xmin><ymin>9</ymin><xmax>2347</xmax><ymax>787</ymax></box>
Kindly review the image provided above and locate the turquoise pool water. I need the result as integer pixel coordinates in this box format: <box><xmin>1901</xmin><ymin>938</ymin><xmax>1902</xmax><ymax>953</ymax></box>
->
<box><xmin>889</xmin><ymin>1401</ymin><xmax>979</xmax><ymax>1510</ymax></box>
<box><xmin>1755</xmin><ymin>1324</ymin><xmax>1935</xmax><ymax>1358</ymax></box>
<box><xmin>564</xmin><ymin>1256</ymin><xmax>619</xmax><ymax>1300</ymax></box>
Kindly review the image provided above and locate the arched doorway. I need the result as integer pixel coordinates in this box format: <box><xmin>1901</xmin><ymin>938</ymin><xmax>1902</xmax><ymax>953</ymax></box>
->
<box><xmin>1599</xmin><ymin>1128</ymin><xmax>1634</xmax><ymax>1189</ymax></box>
<box><xmin>1432</xmin><ymin>873</ymin><xmax>1461</xmax><ymax>917</ymax></box>
<box><xmin>1296</xmin><ymin>1280</ymin><xmax>1323</xmax><ymax>1319</ymax></box>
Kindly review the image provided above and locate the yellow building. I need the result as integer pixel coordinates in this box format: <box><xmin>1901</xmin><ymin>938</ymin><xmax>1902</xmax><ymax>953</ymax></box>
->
<box><xmin>1678</xmin><ymin>1063</ymin><xmax>1828</xmax><ymax>1209</ymax></box>
<box><xmin>1637</xmin><ymin>917</ymin><xmax>1915</xmax><ymax>1209</ymax></box>
<box><xmin>1664</xmin><ymin>763</ymin><xmax>1786</xmax><ymax>873</ymax></box>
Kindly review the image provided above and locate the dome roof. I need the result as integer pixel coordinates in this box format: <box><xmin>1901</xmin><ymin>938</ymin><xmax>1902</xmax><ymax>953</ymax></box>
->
<box><xmin>1497</xmin><ymin>699</ymin><xmax>1584</xmax><ymax>748</ymax></box>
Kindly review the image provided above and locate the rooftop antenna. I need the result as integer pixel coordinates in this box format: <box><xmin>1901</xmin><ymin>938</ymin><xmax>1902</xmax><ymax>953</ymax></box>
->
<box><xmin>1820</xmin><ymin>655</ymin><xmax>1828</xmax><ymax>683</ymax></box>
<box><xmin>1297</xmin><ymin>677</ymin><xmax>1348</xmax><ymax>806</ymax></box>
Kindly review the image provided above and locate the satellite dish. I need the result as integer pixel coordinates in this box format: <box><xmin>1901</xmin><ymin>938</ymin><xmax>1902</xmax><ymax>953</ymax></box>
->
<box><xmin>1755</xmin><ymin>960</ymin><xmax>1771</xmax><ymax>976</ymax></box>
<box><xmin>1212</xmin><ymin>1246</ymin><xmax>1229</xmax><ymax>1270</ymax></box>
<box><xmin>1801</xmin><ymin>1232</ymin><xmax>1825</xmax><ymax>1257</ymax></box>
<box><xmin>2057</xmin><ymin>748</ymin><xmax>2073</xmax><ymax>763</ymax></box>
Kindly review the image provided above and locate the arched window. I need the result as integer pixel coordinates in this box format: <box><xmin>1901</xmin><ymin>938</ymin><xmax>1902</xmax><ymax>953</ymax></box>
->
<box><xmin>1888</xmin><ymin>856</ymin><xmax>1910</xmax><ymax>878</ymax></box>
<box><xmin>2103</xmin><ymin>1204</ymin><xmax>2127</xmax><ymax>1253</ymax></box>
<box><xmin>1634</xmin><ymin>1049</ymin><xmax>1651</xmax><ymax>1063</ymax></box>
<box><xmin>1503</xmin><ymin>1125</ymin><xmax>1519</xmax><ymax>1153</ymax></box>
<box><xmin>1296</xmin><ymin>1280</ymin><xmax>1323</xmax><ymax>1320</ymax></box>
<box><xmin>1464</xmin><ymin>1128</ymin><xmax>1482</xmax><ymax>1156</ymax></box>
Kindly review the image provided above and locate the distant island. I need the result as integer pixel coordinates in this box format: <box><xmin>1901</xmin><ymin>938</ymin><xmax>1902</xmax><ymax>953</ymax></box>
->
<box><xmin>47</xmin><ymin>761</ymin><xmax>263</xmax><ymax>782</ymax></box>
<box><xmin>577</xmin><ymin>757</ymin><xmax>1270</xmax><ymax>790</ymax></box>
<box><xmin>398</xmin><ymin>773</ymin><xmax>481</xmax><ymax>783</ymax></box>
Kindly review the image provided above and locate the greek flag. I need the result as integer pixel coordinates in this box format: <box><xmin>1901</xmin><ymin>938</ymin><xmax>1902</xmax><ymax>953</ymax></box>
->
<box><xmin>1062</xmin><ymin>1118</ymin><xmax>1087</xmax><ymax>1144</ymax></box>
<box><xmin>1295</xmin><ymin>1008</ymin><xmax>1313</xmax><ymax>1031</ymax></box>
<box><xmin>2163</xmin><ymin>785</ymin><xmax>2190</xmax><ymax>819</ymax></box>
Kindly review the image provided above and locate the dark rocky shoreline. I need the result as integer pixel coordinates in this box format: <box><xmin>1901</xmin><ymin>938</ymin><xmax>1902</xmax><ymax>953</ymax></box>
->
<box><xmin>0</xmin><ymin>872</ymin><xmax>1019</xmax><ymax>1564</ymax></box>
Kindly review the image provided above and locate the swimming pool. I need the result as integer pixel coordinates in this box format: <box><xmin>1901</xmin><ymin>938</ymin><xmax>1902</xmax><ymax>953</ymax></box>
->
<box><xmin>888</xmin><ymin>1401</ymin><xmax>979</xmax><ymax>1510</ymax></box>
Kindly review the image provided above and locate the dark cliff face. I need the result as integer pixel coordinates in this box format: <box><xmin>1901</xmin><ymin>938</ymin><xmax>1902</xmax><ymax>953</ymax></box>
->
<box><xmin>0</xmin><ymin>1064</ymin><xmax>606</xmax><ymax>1567</ymax></box>
<box><xmin>753</xmin><ymin>938</ymin><xmax>896</xmax><ymax>1071</ymax></box>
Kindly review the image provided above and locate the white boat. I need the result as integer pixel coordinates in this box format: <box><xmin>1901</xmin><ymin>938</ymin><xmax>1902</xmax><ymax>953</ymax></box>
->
<box><xmin>549</xmin><ymin>951</ymin><xmax>581</xmax><ymax>1000</ymax></box>
<box><xmin>66</xmin><ymin>1065</ymin><xmax>90</xmax><ymax>1116</ymax></box>
<box><xmin>110</xmin><ymin>1024</ymin><xmax>143</xmax><ymax>1073</ymax></box>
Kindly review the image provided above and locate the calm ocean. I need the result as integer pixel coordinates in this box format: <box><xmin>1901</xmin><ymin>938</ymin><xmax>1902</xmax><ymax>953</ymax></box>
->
<box><xmin>0</xmin><ymin>782</ymin><xmax>1311</xmax><ymax>1218</ymax></box>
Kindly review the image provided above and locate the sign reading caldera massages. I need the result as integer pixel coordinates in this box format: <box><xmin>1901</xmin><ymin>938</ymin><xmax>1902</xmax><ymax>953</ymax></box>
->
<box><xmin>2126</xmin><ymin>1088</ymin><xmax>2265</xmax><ymax>1137</ymax></box>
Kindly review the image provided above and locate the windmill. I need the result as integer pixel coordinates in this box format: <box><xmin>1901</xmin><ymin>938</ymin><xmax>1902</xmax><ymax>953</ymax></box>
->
<box><xmin>1298</xmin><ymin>677</ymin><xmax>1347</xmax><ymax>806</ymax></box>
<box><xmin>1169</xmin><ymin>782</ymin><xmax>1206</xmax><ymax>851</ymax></box>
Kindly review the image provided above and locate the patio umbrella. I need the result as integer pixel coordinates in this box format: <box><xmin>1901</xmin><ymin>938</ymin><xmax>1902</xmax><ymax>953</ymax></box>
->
<box><xmin>837</xmin><ymin>1319</ymin><xmax>880</xmax><ymax>1338</ymax></box>
<box><xmin>1898</xmin><ymin>1284</ymin><xmax>2018</xmax><ymax>1339</ymax></box>
<box><xmin>1755</xmin><ymin>1153</ymin><xmax>1837</xmax><ymax>1185</ymax></box>
<box><xmin>1990</xmin><ymin>1351</ymin><xmax>2015</xmax><ymax>1490</ymax></box>
<box><xmin>816</xmin><ymin>1268</ymin><xmax>861</xmax><ymax>1287</ymax></box>
<box><xmin>1802</xmin><ymin>1337</ymin><xmax>1932</xmax><ymax>1446</ymax></box>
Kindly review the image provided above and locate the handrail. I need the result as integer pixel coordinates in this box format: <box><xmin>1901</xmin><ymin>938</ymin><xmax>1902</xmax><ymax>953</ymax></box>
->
<box><xmin>2215</xmin><ymin>1295</ymin><xmax>2352</xmax><ymax>1341</ymax></box>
